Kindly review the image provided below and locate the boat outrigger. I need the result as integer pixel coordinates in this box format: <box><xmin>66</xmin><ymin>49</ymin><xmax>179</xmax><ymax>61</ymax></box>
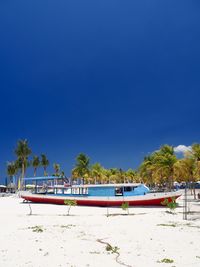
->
<box><xmin>21</xmin><ymin>177</ymin><xmax>181</xmax><ymax>207</ymax></box>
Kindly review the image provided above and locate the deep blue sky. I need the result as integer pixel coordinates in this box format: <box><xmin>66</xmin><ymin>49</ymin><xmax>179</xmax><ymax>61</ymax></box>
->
<box><xmin>0</xmin><ymin>1</ymin><xmax>200</xmax><ymax>182</ymax></box>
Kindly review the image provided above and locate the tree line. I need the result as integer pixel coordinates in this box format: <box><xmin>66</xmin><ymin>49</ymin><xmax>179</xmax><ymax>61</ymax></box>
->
<box><xmin>6</xmin><ymin>140</ymin><xmax>200</xmax><ymax>195</ymax></box>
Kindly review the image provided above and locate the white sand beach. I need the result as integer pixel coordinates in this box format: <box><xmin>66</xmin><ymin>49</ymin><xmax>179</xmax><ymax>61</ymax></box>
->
<box><xmin>0</xmin><ymin>194</ymin><xmax>200</xmax><ymax>267</ymax></box>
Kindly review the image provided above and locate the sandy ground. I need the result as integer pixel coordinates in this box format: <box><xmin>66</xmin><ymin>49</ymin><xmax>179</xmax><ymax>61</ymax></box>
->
<box><xmin>0</xmin><ymin>193</ymin><xmax>200</xmax><ymax>267</ymax></box>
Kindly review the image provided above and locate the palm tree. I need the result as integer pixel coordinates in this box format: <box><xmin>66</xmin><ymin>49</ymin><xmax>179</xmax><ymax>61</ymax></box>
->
<box><xmin>41</xmin><ymin>154</ymin><xmax>49</xmax><ymax>176</ymax></box>
<box><xmin>7</xmin><ymin>161</ymin><xmax>18</xmax><ymax>185</ymax></box>
<box><xmin>102</xmin><ymin>168</ymin><xmax>112</xmax><ymax>183</ymax></box>
<box><xmin>91</xmin><ymin>163</ymin><xmax>103</xmax><ymax>184</ymax></box>
<box><xmin>15</xmin><ymin>158</ymin><xmax>30</xmax><ymax>179</ymax></box>
<box><xmin>32</xmin><ymin>156</ymin><xmax>40</xmax><ymax>177</ymax></box>
<box><xmin>53</xmin><ymin>163</ymin><xmax>60</xmax><ymax>176</ymax></box>
<box><xmin>174</xmin><ymin>157</ymin><xmax>196</xmax><ymax>196</ymax></box>
<box><xmin>191</xmin><ymin>143</ymin><xmax>200</xmax><ymax>161</ymax></box>
<box><xmin>108</xmin><ymin>168</ymin><xmax>120</xmax><ymax>183</ymax></box>
<box><xmin>60</xmin><ymin>171</ymin><xmax>65</xmax><ymax>178</ymax></box>
<box><xmin>126</xmin><ymin>169</ymin><xmax>137</xmax><ymax>183</ymax></box>
<box><xmin>72</xmin><ymin>153</ymin><xmax>90</xmax><ymax>184</ymax></box>
<box><xmin>118</xmin><ymin>168</ymin><xmax>125</xmax><ymax>183</ymax></box>
<box><xmin>15</xmin><ymin>139</ymin><xmax>32</xmax><ymax>188</ymax></box>
<box><xmin>139</xmin><ymin>145</ymin><xmax>177</xmax><ymax>190</ymax></box>
<box><xmin>153</xmin><ymin>145</ymin><xmax>177</xmax><ymax>190</ymax></box>
<box><xmin>190</xmin><ymin>144</ymin><xmax>200</xmax><ymax>198</ymax></box>
<box><xmin>139</xmin><ymin>155</ymin><xmax>155</xmax><ymax>188</ymax></box>
<box><xmin>160</xmin><ymin>145</ymin><xmax>174</xmax><ymax>156</ymax></box>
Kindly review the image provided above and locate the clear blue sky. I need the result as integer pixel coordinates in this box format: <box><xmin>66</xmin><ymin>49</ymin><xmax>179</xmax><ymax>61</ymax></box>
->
<box><xmin>0</xmin><ymin>1</ymin><xmax>200</xmax><ymax>183</ymax></box>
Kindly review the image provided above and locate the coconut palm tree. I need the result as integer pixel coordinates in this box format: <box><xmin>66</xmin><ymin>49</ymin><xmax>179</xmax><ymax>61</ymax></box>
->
<box><xmin>7</xmin><ymin>161</ymin><xmax>18</xmax><ymax>185</ymax></box>
<box><xmin>15</xmin><ymin>139</ymin><xmax>32</xmax><ymax>188</ymax></box>
<box><xmin>190</xmin><ymin>144</ymin><xmax>200</xmax><ymax>198</ymax></box>
<box><xmin>191</xmin><ymin>143</ymin><xmax>200</xmax><ymax>161</ymax></box>
<box><xmin>53</xmin><ymin>163</ymin><xmax>60</xmax><ymax>176</ymax></box>
<box><xmin>102</xmin><ymin>168</ymin><xmax>112</xmax><ymax>183</ymax></box>
<box><xmin>41</xmin><ymin>154</ymin><xmax>49</xmax><ymax>176</ymax></box>
<box><xmin>126</xmin><ymin>168</ymin><xmax>137</xmax><ymax>183</ymax></box>
<box><xmin>118</xmin><ymin>168</ymin><xmax>126</xmax><ymax>183</ymax></box>
<box><xmin>60</xmin><ymin>171</ymin><xmax>65</xmax><ymax>178</ymax></box>
<box><xmin>91</xmin><ymin>163</ymin><xmax>103</xmax><ymax>184</ymax></box>
<box><xmin>32</xmin><ymin>156</ymin><xmax>40</xmax><ymax>177</ymax></box>
<box><xmin>139</xmin><ymin>155</ymin><xmax>156</xmax><ymax>188</ymax></box>
<box><xmin>153</xmin><ymin>145</ymin><xmax>177</xmax><ymax>190</ymax></box>
<box><xmin>108</xmin><ymin>168</ymin><xmax>120</xmax><ymax>183</ymax></box>
<box><xmin>194</xmin><ymin>160</ymin><xmax>200</xmax><ymax>189</ymax></box>
<box><xmin>72</xmin><ymin>153</ymin><xmax>90</xmax><ymax>184</ymax></box>
<box><xmin>174</xmin><ymin>157</ymin><xmax>196</xmax><ymax>196</ymax></box>
<box><xmin>15</xmin><ymin>158</ymin><xmax>30</xmax><ymax>179</ymax></box>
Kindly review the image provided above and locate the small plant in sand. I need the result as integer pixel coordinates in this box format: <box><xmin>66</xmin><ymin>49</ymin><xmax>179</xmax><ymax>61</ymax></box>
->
<box><xmin>121</xmin><ymin>202</ymin><xmax>129</xmax><ymax>215</ymax></box>
<box><xmin>158</xmin><ymin>258</ymin><xmax>174</xmax><ymax>263</ymax></box>
<box><xmin>161</xmin><ymin>197</ymin><xmax>178</xmax><ymax>214</ymax></box>
<box><xmin>60</xmin><ymin>224</ymin><xmax>75</xmax><ymax>229</ymax></box>
<box><xmin>97</xmin><ymin>239</ymin><xmax>131</xmax><ymax>267</ymax></box>
<box><xmin>29</xmin><ymin>225</ymin><xmax>44</xmax><ymax>233</ymax></box>
<box><xmin>106</xmin><ymin>244</ymin><xmax>120</xmax><ymax>254</ymax></box>
<box><xmin>157</xmin><ymin>223</ymin><xmax>177</xmax><ymax>227</ymax></box>
<box><xmin>64</xmin><ymin>199</ymin><xmax>77</xmax><ymax>216</ymax></box>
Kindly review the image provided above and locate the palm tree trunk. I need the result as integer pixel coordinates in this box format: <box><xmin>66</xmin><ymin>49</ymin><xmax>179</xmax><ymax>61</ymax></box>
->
<box><xmin>193</xmin><ymin>181</ymin><xmax>196</xmax><ymax>199</ymax></box>
<box><xmin>169</xmin><ymin>168</ymin><xmax>174</xmax><ymax>192</ymax></box>
<box><xmin>169</xmin><ymin>176</ymin><xmax>173</xmax><ymax>192</ymax></box>
<box><xmin>21</xmin><ymin>162</ymin><xmax>25</xmax><ymax>190</ymax></box>
<box><xmin>34</xmin><ymin>168</ymin><xmax>37</xmax><ymax>177</ymax></box>
<box><xmin>190</xmin><ymin>177</ymin><xmax>193</xmax><ymax>195</ymax></box>
<box><xmin>44</xmin><ymin>167</ymin><xmax>46</xmax><ymax>176</ymax></box>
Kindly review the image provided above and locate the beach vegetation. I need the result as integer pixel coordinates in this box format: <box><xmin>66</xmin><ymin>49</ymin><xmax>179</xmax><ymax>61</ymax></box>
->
<box><xmin>41</xmin><ymin>154</ymin><xmax>49</xmax><ymax>176</ymax></box>
<box><xmin>138</xmin><ymin>145</ymin><xmax>177</xmax><ymax>190</ymax></box>
<box><xmin>157</xmin><ymin>223</ymin><xmax>177</xmax><ymax>227</ymax></box>
<box><xmin>72</xmin><ymin>153</ymin><xmax>90</xmax><ymax>184</ymax></box>
<box><xmin>15</xmin><ymin>139</ymin><xmax>32</xmax><ymax>189</ymax></box>
<box><xmin>161</xmin><ymin>197</ymin><xmax>178</xmax><ymax>214</ymax></box>
<box><xmin>106</xmin><ymin>244</ymin><xmax>119</xmax><ymax>254</ymax></box>
<box><xmin>121</xmin><ymin>202</ymin><xmax>129</xmax><ymax>215</ymax></box>
<box><xmin>7</xmin><ymin>161</ymin><xmax>18</xmax><ymax>186</ymax></box>
<box><xmin>32</xmin><ymin>155</ymin><xmax>40</xmax><ymax>177</ymax></box>
<box><xmin>29</xmin><ymin>225</ymin><xmax>44</xmax><ymax>233</ymax></box>
<box><xmin>158</xmin><ymin>258</ymin><xmax>174</xmax><ymax>263</ymax></box>
<box><xmin>151</xmin><ymin>145</ymin><xmax>177</xmax><ymax>191</ymax></box>
<box><xmin>53</xmin><ymin>163</ymin><xmax>60</xmax><ymax>176</ymax></box>
<box><xmin>64</xmin><ymin>199</ymin><xmax>77</xmax><ymax>215</ymax></box>
<box><xmin>90</xmin><ymin>163</ymin><xmax>104</xmax><ymax>184</ymax></box>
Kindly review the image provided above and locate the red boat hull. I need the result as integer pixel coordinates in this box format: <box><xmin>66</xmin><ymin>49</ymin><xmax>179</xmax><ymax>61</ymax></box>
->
<box><xmin>21</xmin><ymin>193</ymin><xmax>181</xmax><ymax>207</ymax></box>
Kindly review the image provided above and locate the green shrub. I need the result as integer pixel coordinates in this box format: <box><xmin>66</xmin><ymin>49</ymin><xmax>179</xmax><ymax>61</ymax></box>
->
<box><xmin>160</xmin><ymin>258</ymin><xmax>174</xmax><ymax>263</ymax></box>
<box><xmin>106</xmin><ymin>244</ymin><xmax>119</xmax><ymax>254</ymax></box>
<box><xmin>29</xmin><ymin>225</ymin><xmax>44</xmax><ymax>233</ymax></box>
<box><xmin>161</xmin><ymin>197</ymin><xmax>178</xmax><ymax>213</ymax></box>
<box><xmin>121</xmin><ymin>202</ymin><xmax>129</xmax><ymax>215</ymax></box>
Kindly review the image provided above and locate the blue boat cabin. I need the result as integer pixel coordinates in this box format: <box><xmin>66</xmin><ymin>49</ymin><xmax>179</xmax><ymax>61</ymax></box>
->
<box><xmin>24</xmin><ymin>177</ymin><xmax>149</xmax><ymax>197</ymax></box>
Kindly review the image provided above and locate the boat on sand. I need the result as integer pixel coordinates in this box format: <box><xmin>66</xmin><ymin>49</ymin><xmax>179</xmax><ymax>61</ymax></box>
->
<box><xmin>21</xmin><ymin>177</ymin><xmax>181</xmax><ymax>207</ymax></box>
